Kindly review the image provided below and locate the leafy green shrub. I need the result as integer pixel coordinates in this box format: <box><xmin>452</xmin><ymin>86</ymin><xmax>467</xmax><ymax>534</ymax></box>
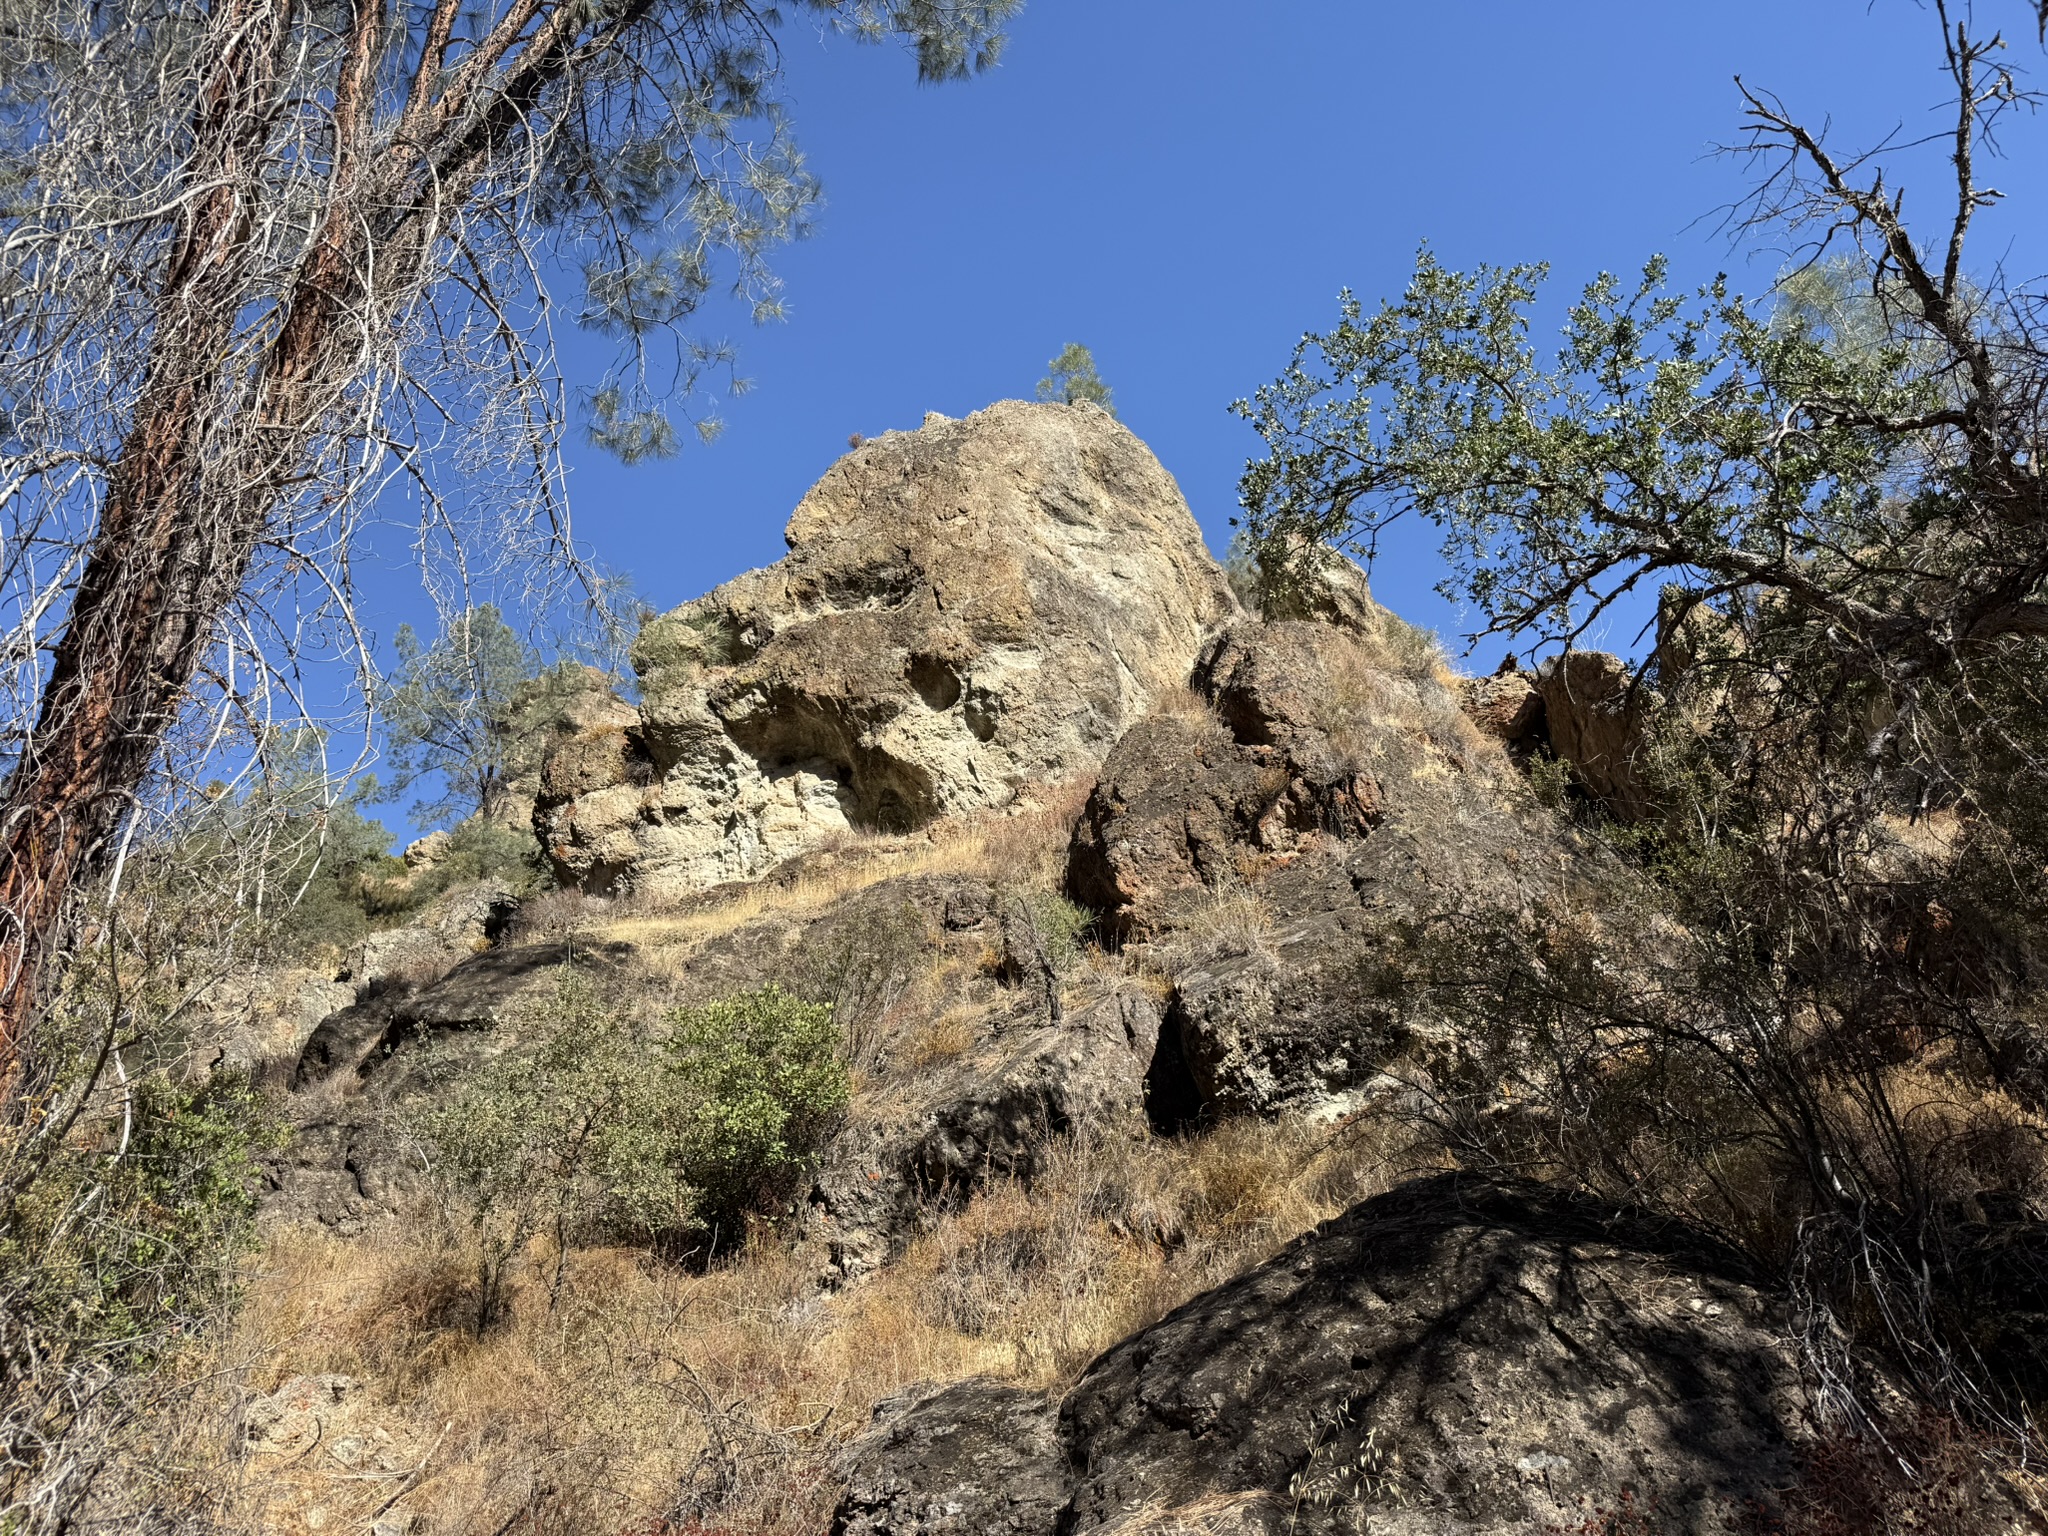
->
<box><xmin>352</xmin><ymin>813</ymin><xmax>545</xmax><ymax>921</ymax></box>
<box><xmin>1003</xmin><ymin>887</ymin><xmax>1091</xmax><ymax>975</ymax></box>
<box><xmin>4</xmin><ymin>1066</ymin><xmax>280</xmax><ymax>1353</ymax></box>
<box><xmin>420</xmin><ymin>975</ymin><xmax>848</xmax><ymax>1326</ymax></box>
<box><xmin>1</xmin><ymin>1049</ymin><xmax>282</xmax><ymax>1522</ymax></box>
<box><xmin>416</xmin><ymin>970</ymin><xmax>693</xmax><ymax>1329</ymax></box>
<box><xmin>668</xmin><ymin>985</ymin><xmax>849</xmax><ymax>1244</ymax></box>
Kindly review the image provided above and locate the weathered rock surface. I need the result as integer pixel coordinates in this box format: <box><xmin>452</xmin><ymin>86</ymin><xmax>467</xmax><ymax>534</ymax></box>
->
<box><xmin>834</xmin><ymin>1177</ymin><xmax>1823</xmax><ymax>1536</ymax></box>
<box><xmin>539</xmin><ymin>401</ymin><xmax>1238</xmax><ymax>897</ymax></box>
<box><xmin>833</xmin><ymin>1381</ymin><xmax>1067</xmax><ymax>1536</ymax></box>
<box><xmin>811</xmin><ymin>979</ymin><xmax>1160</xmax><ymax>1279</ymax></box>
<box><xmin>269</xmin><ymin>858</ymin><xmax>1161</xmax><ymax>1249</ymax></box>
<box><xmin>1458</xmin><ymin>660</ymin><xmax>1544</xmax><ymax>748</ymax></box>
<box><xmin>1535</xmin><ymin>650</ymin><xmax>1658</xmax><ymax>819</ymax></box>
<box><xmin>1070</xmin><ymin>617</ymin><xmax>1586</xmax><ymax>1119</ymax></box>
<box><xmin>334</xmin><ymin>875</ymin><xmax>520</xmax><ymax>990</ymax></box>
<box><xmin>189</xmin><ymin>967</ymin><xmax>355</xmax><ymax>1077</ymax></box>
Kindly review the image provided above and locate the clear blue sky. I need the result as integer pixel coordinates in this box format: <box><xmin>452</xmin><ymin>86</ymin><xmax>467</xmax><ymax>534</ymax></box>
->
<box><xmin>359</xmin><ymin>0</ymin><xmax>2048</xmax><ymax>821</ymax></box>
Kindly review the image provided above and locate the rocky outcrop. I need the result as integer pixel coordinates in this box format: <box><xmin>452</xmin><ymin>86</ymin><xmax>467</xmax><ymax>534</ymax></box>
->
<box><xmin>269</xmin><ymin>860</ymin><xmax>1162</xmax><ymax>1249</ymax></box>
<box><xmin>334</xmin><ymin>875</ymin><xmax>520</xmax><ymax>991</ymax></box>
<box><xmin>810</xmin><ymin>980</ymin><xmax>1160</xmax><ymax>1279</ymax></box>
<box><xmin>1070</xmin><ymin>619</ymin><xmax>1585</xmax><ymax>1120</ymax></box>
<box><xmin>539</xmin><ymin>401</ymin><xmax>1238</xmax><ymax>897</ymax></box>
<box><xmin>1535</xmin><ymin>651</ymin><xmax>1658</xmax><ymax>819</ymax></box>
<box><xmin>189</xmin><ymin>967</ymin><xmax>355</xmax><ymax>1077</ymax></box>
<box><xmin>1458</xmin><ymin>659</ymin><xmax>1543</xmax><ymax>748</ymax></box>
<box><xmin>833</xmin><ymin>1177</ymin><xmax>1826</xmax><ymax>1536</ymax></box>
<box><xmin>271</xmin><ymin>937</ymin><xmax>627</xmax><ymax>1230</ymax></box>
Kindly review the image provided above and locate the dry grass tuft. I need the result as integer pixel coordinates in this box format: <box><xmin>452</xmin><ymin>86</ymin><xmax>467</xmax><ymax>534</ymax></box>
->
<box><xmin>1148</xmin><ymin>684</ymin><xmax>1218</xmax><ymax>722</ymax></box>
<box><xmin>1153</xmin><ymin>880</ymin><xmax>1277</xmax><ymax>975</ymax></box>
<box><xmin>179</xmin><ymin>1112</ymin><xmax>1423</xmax><ymax>1535</ymax></box>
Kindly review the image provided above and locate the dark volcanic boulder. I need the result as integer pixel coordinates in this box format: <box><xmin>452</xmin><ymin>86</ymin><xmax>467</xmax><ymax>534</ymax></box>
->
<box><xmin>833</xmin><ymin>1381</ymin><xmax>1067</xmax><ymax>1536</ymax></box>
<box><xmin>810</xmin><ymin>983</ymin><xmax>1161</xmax><ymax>1279</ymax></box>
<box><xmin>834</xmin><ymin>1177</ymin><xmax>1826</xmax><ymax>1536</ymax></box>
<box><xmin>1071</xmin><ymin>618</ymin><xmax>1591</xmax><ymax>1119</ymax></box>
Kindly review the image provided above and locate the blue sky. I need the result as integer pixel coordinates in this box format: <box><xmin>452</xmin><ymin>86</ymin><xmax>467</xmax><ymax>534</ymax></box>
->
<box><xmin>357</xmin><ymin>0</ymin><xmax>2048</xmax><ymax>823</ymax></box>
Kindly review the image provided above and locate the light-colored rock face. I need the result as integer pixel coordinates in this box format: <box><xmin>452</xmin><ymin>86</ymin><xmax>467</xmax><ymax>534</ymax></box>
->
<box><xmin>539</xmin><ymin>401</ymin><xmax>1239</xmax><ymax>896</ymax></box>
<box><xmin>1536</xmin><ymin>650</ymin><xmax>1659</xmax><ymax>819</ymax></box>
<box><xmin>191</xmin><ymin>968</ymin><xmax>356</xmax><ymax>1076</ymax></box>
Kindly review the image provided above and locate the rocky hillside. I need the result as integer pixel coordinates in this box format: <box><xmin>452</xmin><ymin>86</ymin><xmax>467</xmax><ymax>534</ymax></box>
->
<box><xmin>209</xmin><ymin>403</ymin><xmax>2015</xmax><ymax>1536</ymax></box>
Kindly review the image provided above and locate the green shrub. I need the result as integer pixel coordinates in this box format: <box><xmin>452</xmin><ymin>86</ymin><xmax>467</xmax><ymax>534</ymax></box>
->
<box><xmin>416</xmin><ymin>970</ymin><xmax>693</xmax><ymax>1329</ymax></box>
<box><xmin>667</xmin><ymin>984</ymin><xmax>849</xmax><ymax>1244</ymax></box>
<box><xmin>420</xmin><ymin>975</ymin><xmax>848</xmax><ymax>1325</ymax></box>
<box><xmin>0</xmin><ymin>1051</ymin><xmax>282</xmax><ymax>1521</ymax></box>
<box><xmin>353</xmin><ymin>814</ymin><xmax>545</xmax><ymax>921</ymax></box>
<box><xmin>1005</xmin><ymin>887</ymin><xmax>1092</xmax><ymax>975</ymax></box>
<box><xmin>3</xmin><ymin>1066</ymin><xmax>280</xmax><ymax>1354</ymax></box>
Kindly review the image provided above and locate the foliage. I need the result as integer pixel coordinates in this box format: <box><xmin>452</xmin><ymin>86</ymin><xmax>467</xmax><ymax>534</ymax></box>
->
<box><xmin>1235</xmin><ymin>6</ymin><xmax>2048</xmax><ymax>1424</ymax></box>
<box><xmin>380</xmin><ymin>605</ymin><xmax>542</xmax><ymax>826</ymax></box>
<box><xmin>0</xmin><ymin>0</ymin><xmax>1019</xmax><ymax>1125</ymax></box>
<box><xmin>667</xmin><ymin>985</ymin><xmax>849</xmax><ymax>1245</ymax></box>
<box><xmin>0</xmin><ymin>1021</ymin><xmax>281</xmax><ymax>1526</ymax></box>
<box><xmin>1037</xmin><ymin>342</ymin><xmax>1116</xmax><ymax>413</ymax></box>
<box><xmin>1006</xmin><ymin>887</ymin><xmax>1092</xmax><ymax>976</ymax></box>
<box><xmin>417</xmin><ymin>970</ymin><xmax>697</xmax><ymax>1330</ymax></box>
<box><xmin>144</xmin><ymin>728</ymin><xmax>397</xmax><ymax>963</ymax></box>
<box><xmin>350</xmin><ymin>815</ymin><xmax>547</xmax><ymax>923</ymax></box>
<box><xmin>1233</xmin><ymin>249</ymin><xmax>1942</xmax><ymax>647</ymax></box>
<box><xmin>3</xmin><ymin>1067</ymin><xmax>279</xmax><ymax>1353</ymax></box>
<box><xmin>420</xmin><ymin>976</ymin><xmax>848</xmax><ymax>1327</ymax></box>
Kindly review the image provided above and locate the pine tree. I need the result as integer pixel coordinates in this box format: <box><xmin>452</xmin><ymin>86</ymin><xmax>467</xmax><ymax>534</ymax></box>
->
<box><xmin>1036</xmin><ymin>343</ymin><xmax>1115</xmax><ymax>414</ymax></box>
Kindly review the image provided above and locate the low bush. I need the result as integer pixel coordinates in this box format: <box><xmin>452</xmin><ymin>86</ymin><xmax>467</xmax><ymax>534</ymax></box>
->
<box><xmin>419</xmin><ymin>973</ymin><xmax>848</xmax><ymax>1328</ymax></box>
<box><xmin>416</xmin><ymin>969</ymin><xmax>696</xmax><ymax>1331</ymax></box>
<box><xmin>0</xmin><ymin>1043</ymin><xmax>281</xmax><ymax>1527</ymax></box>
<box><xmin>668</xmin><ymin>984</ymin><xmax>848</xmax><ymax>1247</ymax></box>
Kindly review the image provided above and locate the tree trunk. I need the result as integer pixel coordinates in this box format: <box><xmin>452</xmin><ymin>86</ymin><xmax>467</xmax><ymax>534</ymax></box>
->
<box><xmin>0</xmin><ymin>0</ymin><xmax>289</xmax><ymax>1100</ymax></box>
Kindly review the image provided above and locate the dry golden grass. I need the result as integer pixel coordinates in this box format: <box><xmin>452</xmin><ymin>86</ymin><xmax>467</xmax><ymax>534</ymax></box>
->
<box><xmin>184</xmin><ymin>1114</ymin><xmax>1423</xmax><ymax>1536</ymax></box>
<box><xmin>1153</xmin><ymin>880</ymin><xmax>1277</xmax><ymax>976</ymax></box>
<box><xmin>900</xmin><ymin>1006</ymin><xmax>975</xmax><ymax>1068</ymax></box>
<box><xmin>159</xmin><ymin>771</ymin><xmax>1440</xmax><ymax>1534</ymax></box>
<box><xmin>596</xmin><ymin>779</ymin><xmax>1091</xmax><ymax>972</ymax></box>
<box><xmin>1148</xmin><ymin>683</ymin><xmax>1218</xmax><ymax>722</ymax></box>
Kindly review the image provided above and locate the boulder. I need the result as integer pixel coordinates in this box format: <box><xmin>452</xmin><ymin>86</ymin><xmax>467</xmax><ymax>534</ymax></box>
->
<box><xmin>401</xmin><ymin>828</ymin><xmax>452</xmax><ymax>870</ymax></box>
<box><xmin>834</xmin><ymin>1177</ymin><xmax>1827</xmax><ymax>1536</ymax></box>
<box><xmin>1070</xmin><ymin>620</ymin><xmax>1577</xmax><ymax>1118</ymax></box>
<box><xmin>540</xmin><ymin>401</ymin><xmax>1239</xmax><ymax>897</ymax></box>
<box><xmin>188</xmin><ymin>967</ymin><xmax>355</xmax><ymax>1076</ymax></box>
<box><xmin>833</xmin><ymin>1381</ymin><xmax>1067</xmax><ymax>1536</ymax></box>
<box><xmin>810</xmin><ymin>983</ymin><xmax>1161</xmax><ymax>1279</ymax></box>
<box><xmin>1535</xmin><ymin>651</ymin><xmax>1658</xmax><ymax>819</ymax></box>
<box><xmin>1459</xmin><ymin>660</ymin><xmax>1544</xmax><ymax>748</ymax></box>
<box><xmin>334</xmin><ymin>876</ymin><xmax>520</xmax><ymax>989</ymax></box>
